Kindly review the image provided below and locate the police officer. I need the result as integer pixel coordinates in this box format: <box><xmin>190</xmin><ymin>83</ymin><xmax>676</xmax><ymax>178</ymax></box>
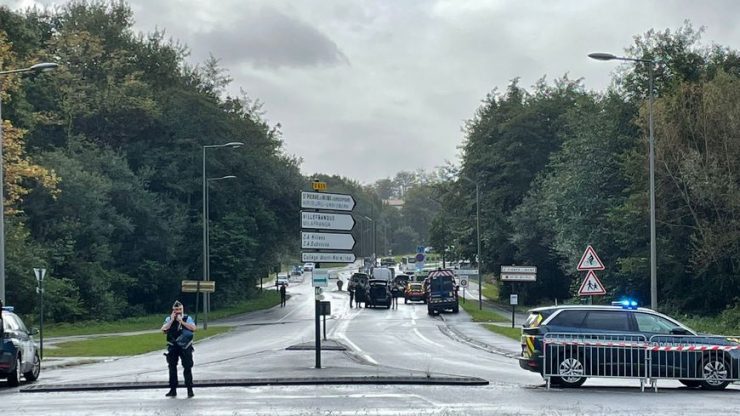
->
<box><xmin>161</xmin><ymin>300</ymin><xmax>197</xmax><ymax>398</ymax></box>
<box><xmin>348</xmin><ymin>282</ymin><xmax>355</xmax><ymax>308</ymax></box>
<box><xmin>279</xmin><ymin>283</ymin><xmax>287</xmax><ymax>307</ymax></box>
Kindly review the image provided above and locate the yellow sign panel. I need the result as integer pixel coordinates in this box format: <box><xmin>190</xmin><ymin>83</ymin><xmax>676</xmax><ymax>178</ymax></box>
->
<box><xmin>312</xmin><ymin>181</ymin><xmax>327</xmax><ymax>191</ymax></box>
<box><xmin>181</xmin><ymin>280</ymin><xmax>215</xmax><ymax>293</ymax></box>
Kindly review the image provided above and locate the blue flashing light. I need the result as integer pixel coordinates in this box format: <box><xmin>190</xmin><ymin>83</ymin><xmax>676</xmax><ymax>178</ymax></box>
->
<box><xmin>611</xmin><ymin>300</ymin><xmax>638</xmax><ymax>310</ymax></box>
<box><xmin>1</xmin><ymin>306</ymin><xmax>14</xmax><ymax>312</ymax></box>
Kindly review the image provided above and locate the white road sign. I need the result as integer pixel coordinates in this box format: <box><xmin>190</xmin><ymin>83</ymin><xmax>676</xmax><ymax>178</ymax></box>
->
<box><xmin>578</xmin><ymin>270</ymin><xmax>607</xmax><ymax>296</ymax></box>
<box><xmin>302</xmin><ymin>252</ymin><xmax>356</xmax><ymax>263</ymax></box>
<box><xmin>500</xmin><ymin>265</ymin><xmax>537</xmax><ymax>282</ymax></box>
<box><xmin>301</xmin><ymin>232</ymin><xmax>356</xmax><ymax>250</ymax></box>
<box><xmin>301</xmin><ymin>211</ymin><xmax>355</xmax><ymax>231</ymax></box>
<box><xmin>301</xmin><ymin>192</ymin><xmax>356</xmax><ymax>211</ymax></box>
<box><xmin>460</xmin><ymin>279</ymin><xmax>469</xmax><ymax>288</ymax></box>
<box><xmin>312</xmin><ymin>269</ymin><xmax>329</xmax><ymax>288</ymax></box>
<box><xmin>577</xmin><ymin>245</ymin><xmax>605</xmax><ymax>271</ymax></box>
<box><xmin>455</xmin><ymin>269</ymin><xmax>480</xmax><ymax>276</ymax></box>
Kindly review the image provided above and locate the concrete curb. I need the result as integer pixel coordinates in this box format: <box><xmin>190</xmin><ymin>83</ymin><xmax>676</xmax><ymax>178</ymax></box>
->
<box><xmin>21</xmin><ymin>375</ymin><xmax>489</xmax><ymax>393</ymax></box>
<box><xmin>438</xmin><ymin>316</ymin><xmax>519</xmax><ymax>359</ymax></box>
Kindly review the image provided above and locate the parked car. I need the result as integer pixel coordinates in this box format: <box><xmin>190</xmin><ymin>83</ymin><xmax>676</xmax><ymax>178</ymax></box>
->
<box><xmin>365</xmin><ymin>279</ymin><xmax>392</xmax><ymax>309</ymax></box>
<box><xmin>303</xmin><ymin>262</ymin><xmax>315</xmax><ymax>272</ymax></box>
<box><xmin>519</xmin><ymin>301</ymin><xmax>740</xmax><ymax>389</ymax></box>
<box><xmin>1</xmin><ymin>306</ymin><xmax>41</xmax><ymax>386</ymax></box>
<box><xmin>276</xmin><ymin>273</ymin><xmax>289</xmax><ymax>287</ymax></box>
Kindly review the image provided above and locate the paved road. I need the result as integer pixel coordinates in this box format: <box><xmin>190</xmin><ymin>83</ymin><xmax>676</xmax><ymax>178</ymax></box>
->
<box><xmin>1</xmin><ymin>265</ymin><xmax>739</xmax><ymax>415</ymax></box>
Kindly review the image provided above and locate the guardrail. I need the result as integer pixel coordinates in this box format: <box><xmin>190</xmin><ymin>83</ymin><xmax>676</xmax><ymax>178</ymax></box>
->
<box><xmin>542</xmin><ymin>333</ymin><xmax>740</xmax><ymax>391</ymax></box>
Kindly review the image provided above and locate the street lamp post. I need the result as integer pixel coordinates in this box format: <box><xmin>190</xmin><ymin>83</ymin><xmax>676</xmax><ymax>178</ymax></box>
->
<box><xmin>205</xmin><ymin>175</ymin><xmax>236</xmax><ymax>325</ymax></box>
<box><xmin>0</xmin><ymin>62</ymin><xmax>58</xmax><ymax>302</ymax></box>
<box><xmin>461</xmin><ymin>176</ymin><xmax>482</xmax><ymax>310</ymax></box>
<box><xmin>589</xmin><ymin>52</ymin><xmax>657</xmax><ymax>310</ymax></box>
<box><xmin>202</xmin><ymin>142</ymin><xmax>242</xmax><ymax>328</ymax></box>
<box><xmin>363</xmin><ymin>216</ymin><xmax>375</xmax><ymax>267</ymax></box>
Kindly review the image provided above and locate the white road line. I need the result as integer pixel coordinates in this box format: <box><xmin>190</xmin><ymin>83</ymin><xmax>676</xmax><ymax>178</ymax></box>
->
<box><xmin>337</xmin><ymin>333</ymin><xmax>378</xmax><ymax>365</ymax></box>
<box><xmin>413</xmin><ymin>327</ymin><xmax>444</xmax><ymax>348</ymax></box>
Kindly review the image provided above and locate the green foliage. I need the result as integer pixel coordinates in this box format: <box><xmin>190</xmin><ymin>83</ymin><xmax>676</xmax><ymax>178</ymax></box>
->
<box><xmin>2</xmin><ymin>2</ymin><xmax>302</xmax><ymax>321</ymax></box>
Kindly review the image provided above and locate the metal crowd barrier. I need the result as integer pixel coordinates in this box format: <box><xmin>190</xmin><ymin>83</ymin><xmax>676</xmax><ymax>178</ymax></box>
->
<box><xmin>646</xmin><ymin>335</ymin><xmax>740</xmax><ymax>390</ymax></box>
<box><xmin>542</xmin><ymin>333</ymin><xmax>740</xmax><ymax>391</ymax></box>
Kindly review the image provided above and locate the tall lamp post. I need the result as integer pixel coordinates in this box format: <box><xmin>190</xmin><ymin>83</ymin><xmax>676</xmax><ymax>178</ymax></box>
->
<box><xmin>205</xmin><ymin>174</ymin><xmax>236</xmax><ymax>326</ymax></box>
<box><xmin>461</xmin><ymin>176</ymin><xmax>482</xmax><ymax>310</ymax></box>
<box><xmin>363</xmin><ymin>216</ymin><xmax>375</xmax><ymax>267</ymax></box>
<box><xmin>588</xmin><ymin>52</ymin><xmax>657</xmax><ymax>310</ymax></box>
<box><xmin>0</xmin><ymin>62</ymin><xmax>58</xmax><ymax>302</ymax></box>
<box><xmin>202</xmin><ymin>142</ymin><xmax>242</xmax><ymax>328</ymax></box>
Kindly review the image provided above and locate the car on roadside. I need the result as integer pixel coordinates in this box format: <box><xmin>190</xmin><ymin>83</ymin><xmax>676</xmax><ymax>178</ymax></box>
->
<box><xmin>303</xmin><ymin>262</ymin><xmax>315</xmax><ymax>272</ymax></box>
<box><xmin>1</xmin><ymin>306</ymin><xmax>41</xmax><ymax>386</ymax></box>
<box><xmin>404</xmin><ymin>282</ymin><xmax>425</xmax><ymax>304</ymax></box>
<box><xmin>518</xmin><ymin>301</ymin><xmax>740</xmax><ymax>390</ymax></box>
<box><xmin>365</xmin><ymin>279</ymin><xmax>392</xmax><ymax>309</ymax></box>
<box><xmin>276</xmin><ymin>273</ymin><xmax>289</xmax><ymax>287</ymax></box>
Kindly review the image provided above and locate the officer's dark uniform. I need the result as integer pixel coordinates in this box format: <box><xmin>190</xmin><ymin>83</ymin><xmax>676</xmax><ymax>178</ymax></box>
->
<box><xmin>165</xmin><ymin>315</ymin><xmax>195</xmax><ymax>396</ymax></box>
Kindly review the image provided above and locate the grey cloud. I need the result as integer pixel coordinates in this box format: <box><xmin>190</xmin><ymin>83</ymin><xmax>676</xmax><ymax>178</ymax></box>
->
<box><xmin>190</xmin><ymin>6</ymin><xmax>348</xmax><ymax>68</ymax></box>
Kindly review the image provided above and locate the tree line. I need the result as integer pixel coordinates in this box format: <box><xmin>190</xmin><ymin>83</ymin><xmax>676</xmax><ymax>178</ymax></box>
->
<box><xmin>0</xmin><ymin>2</ymin><xmax>306</xmax><ymax>321</ymax></box>
<box><xmin>421</xmin><ymin>24</ymin><xmax>739</xmax><ymax>314</ymax></box>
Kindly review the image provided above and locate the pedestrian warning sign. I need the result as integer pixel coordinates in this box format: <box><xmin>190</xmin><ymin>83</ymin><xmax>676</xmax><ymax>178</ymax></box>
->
<box><xmin>577</xmin><ymin>245</ymin><xmax>605</xmax><ymax>271</ymax></box>
<box><xmin>578</xmin><ymin>270</ymin><xmax>606</xmax><ymax>296</ymax></box>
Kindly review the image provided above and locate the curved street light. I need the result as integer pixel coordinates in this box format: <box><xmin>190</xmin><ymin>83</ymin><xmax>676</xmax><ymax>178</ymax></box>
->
<box><xmin>202</xmin><ymin>143</ymin><xmax>242</xmax><ymax>328</ymax></box>
<box><xmin>589</xmin><ymin>52</ymin><xmax>657</xmax><ymax>310</ymax></box>
<box><xmin>0</xmin><ymin>62</ymin><xmax>59</xmax><ymax>302</ymax></box>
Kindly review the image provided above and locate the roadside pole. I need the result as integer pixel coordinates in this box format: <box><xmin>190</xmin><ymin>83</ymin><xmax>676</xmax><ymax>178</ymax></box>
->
<box><xmin>34</xmin><ymin>268</ymin><xmax>46</xmax><ymax>360</ymax></box>
<box><xmin>315</xmin><ymin>263</ymin><xmax>322</xmax><ymax>369</ymax></box>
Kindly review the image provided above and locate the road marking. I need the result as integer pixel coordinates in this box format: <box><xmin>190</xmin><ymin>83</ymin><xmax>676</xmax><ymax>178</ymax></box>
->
<box><xmin>337</xmin><ymin>333</ymin><xmax>378</xmax><ymax>365</ymax></box>
<box><xmin>413</xmin><ymin>328</ymin><xmax>444</xmax><ymax>348</ymax></box>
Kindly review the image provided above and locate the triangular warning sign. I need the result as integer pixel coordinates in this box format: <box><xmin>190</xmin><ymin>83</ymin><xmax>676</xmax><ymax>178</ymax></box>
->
<box><xmin>577</xmin><ymin>245</ymin><xmax>605</xmax><ymax>271</ymax></box>
<box><xmin>578</xmin><ymin>270</ymin><xmax>607</xmax><ymax>296</ymax></box>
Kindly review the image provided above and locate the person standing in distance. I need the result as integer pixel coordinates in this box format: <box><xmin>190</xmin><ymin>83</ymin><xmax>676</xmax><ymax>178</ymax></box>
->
<box><xmin>161</xmin><ymin>300</ymin><xmax>197</xmax><ymax>398</ymax></box>
<box><xmin>279</xmin><ymin>283</ymin><xmax>287</xmax><ymax>307</ymax></box>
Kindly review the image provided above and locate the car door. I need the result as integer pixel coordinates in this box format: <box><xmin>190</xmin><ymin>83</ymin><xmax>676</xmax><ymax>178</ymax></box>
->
<box><xmin>582</xmin><ymin>311</ymin><xmax>639</xmax><ymax>377</ymax></box>
<box><xmin>633</xmin><ymin>312</ymin><xmax>693</xmax><ymax>378</ymax></box>
<box><xmin>5</xmin><ymin>315</ymin><xmax>30</xmax><ymax>372</ymax></box>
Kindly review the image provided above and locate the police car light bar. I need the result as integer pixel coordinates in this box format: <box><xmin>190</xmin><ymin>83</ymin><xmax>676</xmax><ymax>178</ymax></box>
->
<box><xmin>1</xmin><ymin>306</ymin><xmax>14</xmax><ymax>312</ymax></box>
<box><xmin>611</xmin><ymin>300</ymin><xmax>638</xmax><ymax>309</ymax></box>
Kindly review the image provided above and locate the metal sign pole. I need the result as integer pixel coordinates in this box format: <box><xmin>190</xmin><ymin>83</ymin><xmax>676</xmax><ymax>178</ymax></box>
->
<box><xmin>315</xmin><ymin>263</ymin><xmax>322</xmax><ymax>369</ymax></box>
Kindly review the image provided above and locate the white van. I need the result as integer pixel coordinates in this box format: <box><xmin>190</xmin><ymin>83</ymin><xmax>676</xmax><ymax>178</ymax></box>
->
<box><xmin>371</xmin><ymin>267</ymin><xmax>393</xmax><ymax>282</ymax></box>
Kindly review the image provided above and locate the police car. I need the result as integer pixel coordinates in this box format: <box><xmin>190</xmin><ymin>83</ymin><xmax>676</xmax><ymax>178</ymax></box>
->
<box><xmin>519</xmin><ymin>301</ymin><xmax>740</xmax><ymax>389</ymax></box>
<box><xmin>1</xmin><ymin>306</ymin><xmax>41</xmax><ymax>386</ymax></box>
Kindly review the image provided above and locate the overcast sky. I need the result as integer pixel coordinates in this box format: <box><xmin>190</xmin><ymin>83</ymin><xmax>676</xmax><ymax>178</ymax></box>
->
<box><xmin>6</xmin><ymin>1</ymin><xmax>740</xmax><ymax>184</ymax></box>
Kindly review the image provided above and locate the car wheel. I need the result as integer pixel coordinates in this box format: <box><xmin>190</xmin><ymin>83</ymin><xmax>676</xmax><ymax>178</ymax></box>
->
<box><xmin>698</xmin><ymin>355</ymin><xmax>731</xmax><ymax>390</ymax></box>
<box><xmin>679</xmin><ymin>379</ymin><xmax>701</xmax><ymax>388</ymax></box>
<box><xmin>453</xmin><ymin>306</ymin><xmax>459</xmax><ymax>313</ymax></box>
<box><xmin>404</xmin><ymin>298</ymin><xmax>408</xmax><ymax>304</ymax></box>
<box><xmin>23</xmin><ymin>352</ymin><xmax>41</xmax><ymax>382</ymax></box>
<box><xmin>554</xmin><ymin>355</ymin><xmax>587</xmax><ymax>387</ymax></box>
<box><xmin>7</xmin><ymin>355</ymin><xmax>21</xmax><ymax>387</ymax></box>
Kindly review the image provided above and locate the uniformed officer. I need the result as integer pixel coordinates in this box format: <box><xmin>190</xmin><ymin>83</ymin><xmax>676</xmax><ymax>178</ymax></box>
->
<box><xmin>161</xmin><ymin>300</ymin><xmax>197</xmax><ymax>398</ymax></box>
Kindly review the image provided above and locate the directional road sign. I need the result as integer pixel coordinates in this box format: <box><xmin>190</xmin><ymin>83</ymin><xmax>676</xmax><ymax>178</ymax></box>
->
<box><xmin>460</xmin><ymin>279</ymin><xmax>468</xmax><ymax>288</ymax></box>
<box><xmin>302</xmin><ymin>252</ymin><xmax>356</xmax><ymax>263</ymax></box>
<box><xmin>578</xmin><ymin>270</ymin><xmax>606</xmax><ymax>296</ymax></box>
<box><xmin>577</xmin><ymin>245</ymin><xmax>605</xmax><ymax>271</ymax></box>
<box><xmin>500</xmin><ymin>265</ymin><xmax>537</xmax><ymax>282</ymax></box>
<box><xmin>181</xmin><ymin>280</ymin><xmax>215</xmax><ymax>293</ymax></box>
<box><xmin>301</xmin><ymin>211</ymin><xmax>355</xmax><ymax>231</ymax></box>
<box><xmin>455</xmin><ymin>269</ymin><xmax>479</xmax><ymax>276</ymax></box>
<box><xmin>301</xmin><ymin>191</ymin><xmax>355</xmax><ymax>211</ymax></box>
<box><xmin>301</xmin><ymin>232</ymin><xmax>356</xmax><ymax>250</ymax></box>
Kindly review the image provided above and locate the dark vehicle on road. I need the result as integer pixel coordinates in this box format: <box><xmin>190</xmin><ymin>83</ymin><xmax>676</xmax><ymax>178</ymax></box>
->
<box><xmin>519</xmin><ymin>302</ymin><xmax>740</xmax><ymax>389</ymax></box>
<box><xmin>380</xmin><ymin>257</ymin><xmax>395</xmax><ymax>267</ymax></box>
<box><xmin>425</xmin><ymin>269</ymin><xmax>459</xmax><ymax>315</ymax></box>
<box><xmin>1</xmin><ymin>307</ymin><xmax>41</xmax><ymax>386</ymax></box>
<box><xmin>365</xmin><ymin>279</ymin><xmax>392</xmax><ymax>309</ymax></box>
<box><xmin>404</xmin><ymin>282</ymin><xmax>425</xmax><ymax>304</ymax></box>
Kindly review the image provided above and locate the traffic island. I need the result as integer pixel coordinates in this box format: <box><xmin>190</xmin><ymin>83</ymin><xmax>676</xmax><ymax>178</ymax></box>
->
<box><xmin>20</xmin><ymin>375</ymin><xmax>488</xmax><ymax>393</ymax></box>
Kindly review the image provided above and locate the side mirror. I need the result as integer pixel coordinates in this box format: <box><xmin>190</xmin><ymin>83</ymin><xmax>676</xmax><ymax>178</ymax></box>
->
<box><xmin>30</xmin><ymin>327</ymin><xmax>39</xmax><ymax>336</ymax></box>
<box><xmin>670</xmin><ymin>327</ymin><xmax>690</xmax><ymax>335</ymax></box>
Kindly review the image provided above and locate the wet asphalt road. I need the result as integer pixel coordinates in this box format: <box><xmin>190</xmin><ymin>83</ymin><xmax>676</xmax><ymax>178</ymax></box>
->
<box><xmin>1</xmin><ymin>265</ymin><xmax>739</xmax><ymax>415</ymax></box>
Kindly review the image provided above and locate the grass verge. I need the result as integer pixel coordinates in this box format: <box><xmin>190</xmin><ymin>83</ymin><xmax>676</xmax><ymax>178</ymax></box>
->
<box><xmin>45</xmin><ymin>291</ymin><xmax>281</xmax><ymax>337</ymax></box>
<box><xmin>45</xmin><ymin>326</ymin><xmax>232</xmax><ymax>357</ymax></box>
<box><xmin>459</xmin><ymin>298</ymin><xmax>521</xmax><ymax>341</ymax></box>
